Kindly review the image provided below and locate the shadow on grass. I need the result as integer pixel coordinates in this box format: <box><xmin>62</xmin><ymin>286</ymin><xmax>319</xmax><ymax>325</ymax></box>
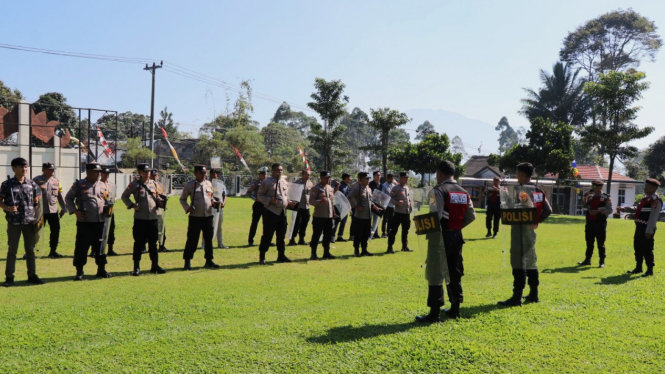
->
<box><xmin>596</xmin><ymin>273</ymin><xmax>641</xmax><ymax>285</ymax></box>
<box><xmin>465</xmin><ymin>237</ymin><xmax>496</xmax><ymax>242</ymax></box>
<box><xmin>541</xmin><ymin>216</ymin><xmax>585</xmax><ymax>225</ymax></box>
<box><xmin>307</xmin><ymin>303</ymin><xmax>502</xmax><ymax>344</ymax></box>
<box><xmin>542</xmin><ymin>265</ymin><xmax>591</xmax><ymax>274</ymax></box>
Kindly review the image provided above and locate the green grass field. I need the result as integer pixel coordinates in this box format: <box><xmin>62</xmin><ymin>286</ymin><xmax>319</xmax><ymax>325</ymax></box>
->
<box><xmin>0</xmin><ymin>197</ymin><xmax>663</xmax><ymax>373</ymax></box>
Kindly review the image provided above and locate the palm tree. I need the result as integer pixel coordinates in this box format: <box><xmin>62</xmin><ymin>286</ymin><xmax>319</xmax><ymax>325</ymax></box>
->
<box><xmin>520</xmin><ymin>62</ymin><xmax>590</xmax><ymax>128</ymax></box>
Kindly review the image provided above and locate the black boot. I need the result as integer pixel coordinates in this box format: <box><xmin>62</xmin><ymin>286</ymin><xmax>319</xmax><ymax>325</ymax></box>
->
<box><xmin>401</xmin><ymin>244</ymin><xmax>413</xmax><ymax>252</ymax></box>
<box><xmin>599</xmin><ymin>257</ymin><xmax>605</xmax><ymax>268</ymax></box>
<box><xmin>443</xmin><ymin>303</ymin><xmax>460</xmax><ymax>319</ymax></box>
<box><xmin>96</xmin><ymin>264</ymin><xmax>112</xmax><ymax>279</ymax></box>
<box><xmin>288</xmin><ymin>239</ymin><xmax>297</xmax><ymax>246</ymax></box>
<box><xmin>259</xmin><ymin>251</ymin><xmax>266</xmax><ymax>265</ymax></box>
<box><xmin>184</xmin><ymin>259</ymin><xmax>192</xmax><ymax>270</ymax></box>
<box><xmin>577</xmin><ymin>257</ymin><xmax>591</xmax><ymax>266</ymax></box>
<box><xmin>150</xmin><ymin>262</ymin><xmax>166</xmax><ymax>274</ymax></box>
<box><xmin>524</xmin><ymin>269</ymin><xmax>539</xmax><ymax>303</ymax></box>
<box><xmin>354</xmin><ymin>247</ymin><xmax>361</xmax><ymax>257</ymax></box>
<box><xmin>158</xmin><ymin>245</ymin><xmax>169</xmax><ymax>253</ymax></box>
<box><xmin>386</xmin><ymin>245</ymin><xmax>395</xmax><ymax>254</ymax></box>
<box><xmin>642</xmin><ymin>266</ymin><xmax>654</xmax><ymax>277</ymax></box>
<box><xmin>361</xmin><ymin>249</ymin><xmax>373</xmax><ymax>257</ymax></box>
<box><xmin>310</xmin><ymin>247</ymin><xmax>319</xmax><ymax>260</ymax></box>
<box><xmin>74</xmin><ymin>267</ymin><xmax>84</xmax><ymax>281</ymax></box>
<box><xmin>498</xmin><ymin>269</ymin><xmax>525</xmax><ymax>307</ymax></box>
<box><xmin>107</xmin><ymin>245</ymin><xmax>118</xmax><ymax>256</ymax></box>
<box><xmin>485</xmin><ymin>231</ymin><xmax>492</xmax><ymax>238</ymax></box>
<box><xmin>48</xmin><ymin>248</ymin><xmax>63</xmax><ymax>258</ymax></box>
<box><xmin>131</xmin><ymin>260</ymin><xmax>141</xmax><ymax>276</ymax></box>
<box><xmin>628</xmin><ymin>264</ymin><xmax>643</xmax><ymax>274</ymax></box>
<box><xmin>298</xmin><ymin>239</ymin><xmax>308</xmax><ymax>246</ymax></box>
<box><xmin>204</xmin><ymin>260</ymin><xmax>220</xmax><ymax>269</ymax></box>
<box><xmin>276</xmin><ymin>251</ymin><xmax>292</xmax><ymax>263</ymax></box>
<box><xmin>27</xmin><ymin>275</ymin><xmax>44</xmax><ymax>285</ymax></box>
<box><xmin>415</xmin><ymin>307</ymin><xmax>441</xmax><ymax>323</ymax></box>
<box><xmin>322</xmin><ymin>247</ymin><xmax>336</xmax><ymax>260</ymax></box>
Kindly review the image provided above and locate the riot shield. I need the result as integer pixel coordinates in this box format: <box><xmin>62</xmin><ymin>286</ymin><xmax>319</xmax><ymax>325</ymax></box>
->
<box><xmin>409</xmin><ymin>187</ymin><xmax>430</xmax><ymax>216</ymax></box>
<box><xmin>287</xmin><ymin>183</ymin><xmax>304</xmax><ymax>204</ymax></box>
<box><xmin>500</xmin><ymin>184</ymin><xmax>540</xmax><ymax>270</ymax></box>
<box><xmin>372</xmin><ymin>189</ymin><xmax>391</xmax><ymax>209</ymax></box>
<box><xmin>99</xmin><ymin>184</ymin><xmax>117</xmax><ymax>256</ymax></box>
<box><xmin>333</xmin><ymin>191</ymin><xmax>351</xmax><ymax>220</ymax></box>
<box><xmin>34</xmin><ymin>187</ymin><xmax>45</xmax><ymax>250</ymax></box>
<box><xmin>414</xmin><ymin>189</ymin><xmax>449</xmax><ymax>286</ymax></box>
<box><xmin>211</xmin><ymin>179</ymin><xmax>226</xmax><ymax>243</ymax></box>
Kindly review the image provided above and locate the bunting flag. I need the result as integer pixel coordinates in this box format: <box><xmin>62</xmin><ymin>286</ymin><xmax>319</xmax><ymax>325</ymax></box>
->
<box><xmin>572</xmin><ymin>160</ymin><xmax>579</xmax><ymax>177</ymax></box>
<box><xmin>298</xmin><ymin>145</ymin><xmax>311</xmax><ymax>171</ymax></box>
<box><xmin>96</xmin><ymin>126</ymin><xmax>113</xmax><ymax>156</ymax></box>
<box><xmin>159</xmin><ymin>126</ymin><xmax>188</xmax><ymax>171</ymax></box>
<box><xmin>232</xmin><ymin>145</ymin><xmax>251</xmax><ymax>173</ymax></box>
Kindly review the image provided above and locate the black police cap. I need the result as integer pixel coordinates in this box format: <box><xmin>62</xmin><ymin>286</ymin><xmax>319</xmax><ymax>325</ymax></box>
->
<box><xmin>42</xmin><ymin>162</ymin><xmax>55</xmax><ymax>170</ymax></box>
<box><xmin>194</xmin><ymin>164</ymin><xmax>207</xmax><ymax>172</ymax></box>
<box><xmin>320</xmin><ymin>171</ymin><xmax>331</xmax><ymax>177</ymax></box>
<box><xmin>137</xmin><ymin>163</ymin><xmax>151</xmax><ymax>172</ymax></box>
<box><xmin>86</xmin><ymin>162</ymin><xmax>102</xmax><ymax>171</ymax></box>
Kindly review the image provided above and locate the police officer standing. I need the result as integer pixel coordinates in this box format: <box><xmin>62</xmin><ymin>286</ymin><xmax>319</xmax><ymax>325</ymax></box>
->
<box><xmin>416</xmin><ymin>161</ymin><xmax>476</xmax><ymax>322</ymax></box>
<box><xmin>204</xmin><ymin>168</ymin><xmax>228</xmax><ymax>249</ymax></box>
<box><xmin>257</xmin><ymin>163</ymin><xmax>296</xmax><ymax>264</ymax></box>
<box><xmin>33</xmin><ymin>162</ymin><xmax>67</xmax><ymax>258</ymax></box>
<box><xmin>387</xmin><ymin>172</ymin><xmax>413</xmax><ymax>253</ymax></box>
<box><xmin>369</xmin><ymin>171</ymin><xmax>382</xmax><ymax>239</ymax></box>
<box><xmin>484</xmin><ymin>176</ymin><xmax>502</xmax><ymax>239</ymax></box>
<box><xmin>380</xmin><ymin>173</ymin><xmax>396</xmax><ymax>238</ymax></box>
<box><xmin>331</xmin><ymin>173</ymin><xmax>352</xmax><ymax>242</ymax></box>
<box><xmin>100</xmin><ymin>167</ymin><xmax>118</xmax><ymax>256</ymax></box>
<box><xmin>121</xmin><ymin>163</ymin><xmax>166</xmax><ymax>276</ymax></box>
<box><xmin>289</xmin><ymin>169</ymin><xmax>313</xmax><ymax>246</ymax></box>
<box><xmin>65</xmin><ymin>162</ymin><xmax>113</xmax><ymax>280</ymax></box>
<box><xmin>309</xmin><ymin>171</ymin><xmax>336</xmax><ymax>260</ymax></box>
<box><xmin>151</xmin><ymin>169</ymin><xmax>169</xmax><ymax>252</ymax></box>
<box><xmin>348</xmin><ymin>172</ymin><xmax>379</xmax><ymax>257</ymax></box>
<box><xmin>619</xmin><ymin>178</ymin><xmax>662</xmax><ymax>277</ymax></box>
<box><xmin>577</xmin><ymin>180</ymin><xmax>612</xmax><ymax>268</ymax></box>
<box><xmin>180</xmin><ymin>165</ymin><xmax>220</xmax><ymax>270</ymax></box>
<box><xmin>246</xmin><ymin>167</ymin><xmax>268</xmax><ymax>246</ymax></box>
<box><xmin>0</xmin><ymin>157</ymin><xmax>44</xmax><ymax>286</ymax></box>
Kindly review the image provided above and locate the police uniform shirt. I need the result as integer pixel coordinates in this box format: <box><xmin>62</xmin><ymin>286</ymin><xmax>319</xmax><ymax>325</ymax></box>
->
<box><xmin>294</xmin><ymin>178</ymin><xmax>314</xmax><ymax>209</ymax></box>
<box><xmin>390</xmin><ymin>184</ymin><xmax>412</xmax><ymax>214</ymax></box>
<box><xmin>624</xmin><ymin>193</ymin><xmax>663</xmax><ymax>235</ymax></box>
<box><xmin>582</xmin><ymin>192</ymin><xmax>613</xmax><ymax>220</ymax></box>
<box><xmin>121</xmin><ymin>179</ymin><xmax>162</xmax><ymax>220</ymax></box>
<box><xmin>348</xmin><ymin>185</ymin><xmax>373</xmax><ymax>220</ymax></box>
<box><xmin>245</xmin><ymin>178</ymin><xmax>262</xmax><ymax>200</ymax></box>
<box><xmin>257</xmin><ymin>177</ymin><xmax>289</xmax><ymax>216</ymax></box>
<box><xmin>64</xmin><ymin>179</ymin><xmax>109</xmax><ymax>223</ymax></box>
<box><xmin>180</xmin><ymin>180</ymin><xmax>214</xmax><ymax>217</ymax></box>
<box><xmin>34</xmin><ymin>175</ymin><xmax>65</xmax><ymax>214</ymax></box>
<box><xmin>0</xmin><ymin>177</ymin><xmax>40</xmax><ymax>225</ymax></box>
<box><xmin>310</xmin><ymin>182</ymin><xmax>334</xmax><ymax>218</ymax></box>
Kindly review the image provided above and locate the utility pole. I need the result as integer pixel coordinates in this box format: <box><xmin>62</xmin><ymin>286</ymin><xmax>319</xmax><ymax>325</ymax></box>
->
<box><xmin>144</xmin><ymin>61</ymin><xmax>163</xmax><ymax>167</ymax></box>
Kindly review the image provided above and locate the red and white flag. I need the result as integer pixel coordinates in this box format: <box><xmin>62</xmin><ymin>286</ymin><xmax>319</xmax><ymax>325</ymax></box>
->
<box><xmin>96</xmin><ymin>127</ymin><xmax>113</xmax><ymax>156</ymax></box>
<box><xmin>232</xmin><ymin>145</ymin><xmax>251</xmax><ymax>173</ymax></box>
<box><xmin>298</xmin><ymin>145</ymin><xmax>311</xmax><ymax>171</ymax></box>
<box><xmin>159</xmin><ymin>126</ymin><xmax>188</xmax><ymax>171</ymax></box>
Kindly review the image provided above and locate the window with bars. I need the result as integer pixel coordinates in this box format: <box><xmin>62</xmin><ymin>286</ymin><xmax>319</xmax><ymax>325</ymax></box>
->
<box><xmin>618</xmin><ymin>189</ymin><xmax>626</xmax><ymax>206</ymax></box>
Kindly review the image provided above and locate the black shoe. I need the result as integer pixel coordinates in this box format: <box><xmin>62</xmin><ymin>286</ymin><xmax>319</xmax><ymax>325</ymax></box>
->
<box><xmin>492</xmin><ymin>235</ymin><xmax>497</xmax><ymax>239</ymax></box>
<box><xmin>248</xmin><ymin>241</ymin><xmax>255</xmax><ymax>247</ymax></box>
<box><xmin>498</xmin><ymin>297</ymin><xmax>522</xmax><ymax>307</ymax></box>
<box><xmin>298</xmin><ymin>241</ymin><xmax>309</xmax><ymax>246</ymax></box>
<box><xmin>288</xmin><ymin>240</ymin><xmax>297</xmax><ymax>246</ymax></box>
<box><xmin>150</xmin><ymin>265</ymin><xmax>167</xmax><ymax>274</ymax></box>
<box><xmin>336</xmin><ymin>237</ymin><xmax>347</xmax><ymax>242</ymax></box>
<box><xmin>381</xmin><ymin>234</ymin><xmax>388</xmax><ymax>238</ymax></box>
<box><xmin>3</xmin><ymin>277</ymin><xmax>14</xmax><ymax>287</ymax></box>
<box><xmin>27</xmin><ymin>275</ymin><xmax>44</xmax><ymax>285</ymax></box>
<box><xmin>599</xmin><ymin>262</ymin><xmax>605</xmax><ymax>268</ymax></box>
<box><xmin>131</xmin><ymin>268</ymin><xmax>140</xmax><ymax>276</ymax></box>
<box><xmin>372</xmin><ymin>234</ymin><xmax>381</xmax><ymax>239</ymax></box>
<box><xmin>348</xmin><ymin>236</ymin><xmax>354</xmax><ymax>241</ymax></box>
<box><xmin>107</xmin><ymin>250</ymin><xmax>119</xmax><ymax>256</ymax></box>
<box><xmin>523</xmin><ymin>294</ymin><xmax>539</xmax><ymax>303</ymax></box>
<box><xmin>276</xmin><ymin>256</ymin><xmax>292</xmax><ymax>263</ymax></box>
<box><xmin>184</xmin><ymin>260</ymin><xmax>192</xmax><ymax>271</ymax></box>
<box><xmin>96</xmin><ymin>270</ymin><xmax>113</xmax><ymax>279</ymax></box>
<box><xmin>330</xmin><ymin>238</ymin><xmax>336</xmax><ymax>244</ymax></box>
<box><xmin>48</xmin><ymin>252</ymin><xmax>63</xmax><ymax>259</ymax></box>
<box><xmin>141</xmin><ymin>249</ymin><xmax>147</xmax><ymax>254</ymax></box>
<box><xmin>401</xmin><ymin>247</ymin><xmax>413</xmax><ymax>252</ymax></box>
<box><xmin>386</xmin><ymin>246</ymin><xmax>395</xmax><ymax>254</ymax></box>
<box><xmin>361</xmin><ymin>250</ymin><xmax>373</xmax><ymax>257</ymax></box>
<box><xmin>74</xmin><ymin>273</ymin><xmax>84</xmax><ymax>281</ymax></box>
<box><xmin>158</xmin><ymin>246</ymin><xmax>170</xmax><ymax>252</ymax></box>
<box><xmin>204</xmin><ymin>261</ymin><xmax>220</xmax><ymax>269</ymax></box>
<box><xmin>415</xmin><ymin>308</ymin><xmax>441</xmax><ymax>323</ymax></box>
<box><xmin>322</xmin><ymin>252</ymin><xmax>336</xmax><ymax>260</ymax></box>
<box><xmin>642</xmin><ymin>269</ymin><xmax>654</xmax><ymax>277</ymax></box>
<box><xmin>578</xmin><ymin>260</ymin><xmax>591</xmax><ymax>266</ymax></box>
<box><xmin>219</xmin><ymin>244</ymin><xmax>229</xmax><ymax>249</ymax></box>
<box><xmin>259</xmin><ymin>259</ymin><xmax>267</xmax><ymax>265</ymax></box>
<box><xmin>310</xmin><ymin>255</ymin><xmax>319</xmax><ymax>260</ymax></box>
<box><xmin>354</xmin><ymin>249</ymin><xmax>361</xmax><ymax>257</ymax></box>
<box><xmin>485</xmin><ymin>232</ymin><xmax>492</xmax><ymax>238</ymax></box>
<box><xmin>628</xmin><ymin>267</ymin><xmax>643</xmax><ymax>274</ymax></box>
<box><xmin>443</xmin><ymin>305</ymin><xmax>460</xmax><ymax>319</ymax></box>
<box><xmin>88</xmin><ymin>252</ymin><xmax>95</xmax><ymax>258</ymax></box>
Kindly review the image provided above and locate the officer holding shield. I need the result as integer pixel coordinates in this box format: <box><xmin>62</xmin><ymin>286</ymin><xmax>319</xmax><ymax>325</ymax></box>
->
<box><xmin>204</xmin><ymin>168</ymin><xmax>228</xmax><ymax>249</ymax></box>
<box><xmin>387</xmin><ymin>172</ymin><xmax>413</xmax><ymax>253</ymax></box>
<box><xmin>121</xmin><ymin>163</ymin><xmax>166</xmax><ymax>276</ymax></box>
<box><xmin>309</xmin><ymin>171</ymin><xmax>336</xmax><ymax>260</ymax></box>
<box><xmin>348</xmin><ymin>172</ymin><xmax>379</xmax><ymax>257</ymax></box>
<box><xmin>577</xmin><ymin>179</ymin><xmax>612</xmax><ymax>268</ymax></box>
<box><xmin>0</xmin><ymin>157</ymin><xmax>45</xmax><ymax>286</ymax></box>
<box><xmin>380</xmin><ymin>173</ymin><xmax>396</xmax><ymax>238</ymax></box>
<box><xmin>369</xmin><ymin>171</ymin><xmax>382</xmax><ymax>239</ymax></box>
<box><xmin>65</xmin><ymin>162</ymin><xmax>113</xmax><ymax>281</ymax></box>
<box><xmin>289</xmin><ymin>169</ymin><xmax>313</xmax><ymax>246</ymax></box>
<box><xmin>332</xmin><ymin>173</ymin><xmax>352</xmax><ymax>242</ymax></box>
<box><xmin>33</xmin><ymin>162</ymin><xmax>67</xmax><ymax>258</ymax></box>
<box><xmin>416</xmin><ymin>161</ymin><xmax>476</xmax><ymax>322</ymax></box>
<box><xmin>498</xmin><ymin>162</ymin><xmax>552</xmax><ymax>307</ymax></box>
<box><xmin>245</xmin><ymin>167</ymin><xmax>268</xmax><ymax>246</ymax></box>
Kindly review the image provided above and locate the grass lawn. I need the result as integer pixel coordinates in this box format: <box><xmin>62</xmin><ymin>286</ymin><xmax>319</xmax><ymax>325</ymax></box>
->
<box><xmin>0</xmin><ymin>196</ymin><xmax>663</xmax><ymax>373</ymax></box>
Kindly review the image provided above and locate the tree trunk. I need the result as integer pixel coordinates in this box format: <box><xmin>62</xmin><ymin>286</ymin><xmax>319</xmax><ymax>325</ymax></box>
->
<box><xmin>382</xmin><ymin>131</ymin><xmax>388</xmax><ymax>179</ymax></box>
<box><xmin>606</xmin><ymin>155</ymin><xmax>615</xmax><ymax>195</ymax></box>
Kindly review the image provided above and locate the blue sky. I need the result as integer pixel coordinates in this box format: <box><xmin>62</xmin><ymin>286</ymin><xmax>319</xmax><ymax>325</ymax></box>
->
<box><xmin>1</xmin><ymin>0</ymin><xmax>663</xmax><ymax>152</ymax></box>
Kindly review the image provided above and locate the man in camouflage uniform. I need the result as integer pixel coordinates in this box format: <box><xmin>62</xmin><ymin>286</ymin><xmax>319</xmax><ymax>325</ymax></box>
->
<box><xmin>0</xmin><ymin>158</ymin><xmax>45</xmax><ymax>286</ymax></box>
<box><xmin>180</xmin><ymin>164</ymin><xmax>221</xmax><ymax>270</ymax></box>
<box><xmin>121</xmin><ymin>163</ymin><xmax>166</xmax><ymax>276</ymax></box>
<box><xmin>33</xmin><ymin>162</ymin><xmax>67</xmax><ymax>258</ymax></box>
<box><xmin>577</xmin><ymin>179</ymin><xmax>613</xmax><ymax>268</ymax></box>
<box><xmin>65</xmin><ymin>162</ymin><xmax>113</xmax><ymax>280</ymax></box>
<box><xmin>245</xmin><ymin>167</ymin><xmax>268</xmax><ymax>246</ymax></box>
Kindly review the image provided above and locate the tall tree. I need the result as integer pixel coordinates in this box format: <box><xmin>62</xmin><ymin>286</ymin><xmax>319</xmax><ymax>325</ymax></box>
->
<box><xmin>366</xmin><ymin>107</ymin><xmax>410</xmax><ymax>177</ymax></box>
<box><xmin>390</xmin><ymin>133</ymin><xmax>464</xmax><ymax>186</ymax></box>
<box><xmin>307</xmin><ymin>78</ymin><xmax>349</xmax><ymax>171</ymax></box>
<box><xmin>32</xmin><ymin>92</ymin><xmax>78</xmax><ymax>133</ymax></box>
<box><xmin>489</xmin><ymin>117</ymin><xmax>575</xmax><ymax>180</ymax></box>
<box><xmin>560</xmin><ymin>9</ymin><xmax>662</xmax><ymax>81</ymax></box>
<box><xmin>415</xmin><ymin>120</ymin><xmax>436</xmax><ymax>140</ymax></box>
<box><xmin>200</xmin><ymin>80</ymin><xmax>258</xmax><ymax>135</ymax></box>
<box><xmin>495</xmin><ymin>116</ymin><xmax>518</xmax><ymax>155</ymax></box>
<box><xmin>96</xmin><ymin>111</ymin><xmax>150</xmax><ymax>141</ymax></box>
<box><xmin>580</xmin><ymin>70</ymin><xmax>654</xmax><ymax>194</ymax></box>
<box><xmin>271</xmin><ymin>102</ymin><xmax>319</xmax><ymax>137</ymax></box>
<box><xmin>644</xmin><ymin>136</ymin><xmax>665</xmax><ymax>185</ymax></box>
<box><xmin>0</xmin><ymin>79</ymin><xmax>23</xmax><ymax>109</ymax></box>
<box><xmin>339</xmin><ymin>108</ymin><xmax>373</xmax><ymax>172</ymax></box>
<box><xmin>622</xmin><ymin>150</ymin><xmax>649</xmax><ymax>182</ymax></box>
<box><xmin>120</xmin><ymin>137</ymin><xmax>156</xmax><ymax>168</ymax></box>
<box><xmin>520</xmin><ymin>62</ymin><xmax>590</xmax><ymax>128</ymax></box>
<box><xmin>451</xmin><ymin>136</ymin><xmax>468</xmax><ymax>158</ymax></box>
<box><xmin>572</xmin><ymin>137</ymin><xmax>605</xmax><ymax>166</ymax></box>
<box><xmin>261</xmin><ymin>122</ymin><xmax>312</xmax><ymax>172</ymax></box>
<box><xmin>155</xmin><ymin>106</ymin><xmax>183</xmax><ymax>141</ymax></box>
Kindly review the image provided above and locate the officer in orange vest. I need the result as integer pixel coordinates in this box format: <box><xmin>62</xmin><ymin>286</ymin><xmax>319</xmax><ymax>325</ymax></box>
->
<box><xmin>577</xmin><ymin>179</ymin><xmax>613</xmax><ymax>268</ymax></box>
